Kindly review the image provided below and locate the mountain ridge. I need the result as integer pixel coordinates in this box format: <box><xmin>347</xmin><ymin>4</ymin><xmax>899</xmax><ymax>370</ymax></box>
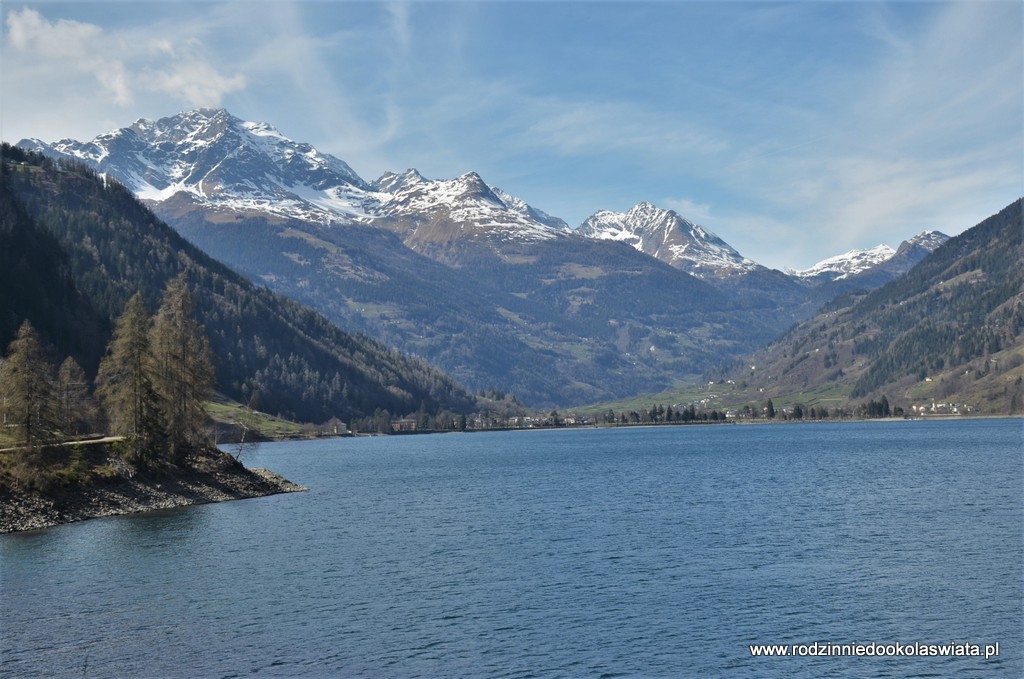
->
<box><xmin>576</xmin><ymin>202</ymin><xmax>758</xmax><ymax>279</ymax></box>
<box><xmin>1</xmin><ymin>143</ymin><xmax>477</xmax><ymax>423</ymax></box>
<box><xmin>19</xmin><ymin>107</ymin><xmax>945</xmax><ymax>278</ymax></box>
<box><xmin>792</xmin><ymin>231</ymin><xmax>949</xmax><ymax>285</ymax></box>
<box><xmin>22</xmin><ymin>111</ymin><xmax>795</xmax><ymax>405</ymax></box>
<box><xmin>14</xmin><ymin>109</ymin><xmax>962</xmax><ymax>406</ymax></box>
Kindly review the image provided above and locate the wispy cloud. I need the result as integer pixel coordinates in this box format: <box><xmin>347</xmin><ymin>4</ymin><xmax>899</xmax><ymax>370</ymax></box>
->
<box><xmin>6</xmin><ymin>8</ymin><xmax>132</xmax><ymax>104</ymax></box>
<box><xmin>146</xmin><ymin>47</ymin><xmax>246</xmax><ymax>108</ymax></box>
<box><xmin>3</xmin><ymin>2</ymin><xmax>1018</xmax><ymax>271</ymax></box>
<box><xmin>681</xmin><ymin>1</ymin><xmax>1023</xmax><ymax>268</ymax></box>
<box><xmin>6</xmin><ymin>8</ymin><xmax>102</xmax><ymax>59</ymax></box>
<box><xmin>4</xmin><ymin>8</ymin><xmax>245</xmax><ymax>109</ymax></box>
<box><xmin>522</xmin><ymin>99</ymin><xmax>728</xmax><ymax>159</ymax></box>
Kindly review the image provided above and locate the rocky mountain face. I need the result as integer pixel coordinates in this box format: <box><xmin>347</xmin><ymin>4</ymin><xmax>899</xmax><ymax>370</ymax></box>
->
<box><xmin>576</xmin><ymin>202</ymin><xmax>757</xmax><ymax>279</ymax></box>
<box><xmin>18</xmin><ymin>108</ymin><xmax>952</xmax><ymax>406</ymax></box>
<box><xmin>796</xmin><ymin>231</ymin><xmax>950</xmax><ymax>305</ymax></box>
<box><xmin>792</xmin><ymin>231</ymin><xmax>949</xmax><ymax>286</ymax></box>
<box><xmin>868</xmin><ymin>231</ymin><xmax>950</xmax><ymax>278</ymax></box>
<box><xmin>368</xmin><ymin>169</ymin><xmax>569</xmax><ymax>263</ymax></box>
<box><xmin>20</xmin><ymin>109</ymin><xmax>372</xmax><ymax>224</ymax></box>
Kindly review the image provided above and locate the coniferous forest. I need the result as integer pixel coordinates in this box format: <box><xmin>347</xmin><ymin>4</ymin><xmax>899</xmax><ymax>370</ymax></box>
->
<box><xmin>0</xmin><ymin>144</ymin><xmax>478</xmax><ymax>432</ymax></box>
<box><xmin>1</xmin><ymin>276</ymin><xmax>212</xmax><ymax>455</ymax></box>
<box><xmin>714</xmin><ymin>199</ymin><xmax>1024</xmax><ymax>414</ymax></box>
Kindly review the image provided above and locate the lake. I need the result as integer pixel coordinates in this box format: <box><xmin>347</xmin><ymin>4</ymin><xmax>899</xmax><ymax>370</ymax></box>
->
<box><xmin>2</xmin><ymin>418</ymin><xmax>1021</xmax><ymax>678</ymax></box>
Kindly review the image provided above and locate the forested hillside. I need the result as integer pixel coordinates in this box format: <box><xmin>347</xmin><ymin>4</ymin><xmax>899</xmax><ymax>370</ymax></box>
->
<box><xmin>719</xmin><ymin>199</ymin><xmax>1024</xmax><ymax>414</ymax></box>
<box><xmin>1</xmin><ymin>145</ymin><xmax>476</xmax><ymax>423</ymax></box>
<box><xmin>0</xmin><ymin>182</ymin><xmax>109</xmax><ymax>372</ymax></box>
<box><xmin>847</xmin><ymin>200</ymin><xmax>1022</xmax><ymax>397</ymax></box>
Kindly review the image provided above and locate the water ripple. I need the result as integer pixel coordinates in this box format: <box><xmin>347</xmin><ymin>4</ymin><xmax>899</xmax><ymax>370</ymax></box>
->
<box><xmin>1</xmin><ymin>419</ymin><xmax>1021</xmax><ymax>677</ymax></box>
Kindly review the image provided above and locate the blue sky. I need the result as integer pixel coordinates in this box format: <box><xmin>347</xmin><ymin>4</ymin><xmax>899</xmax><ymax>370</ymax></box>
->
<box><xmin>2</xmin><ymin>1</ymin><xmax>1021</xmax><ymax>270</ymax></box>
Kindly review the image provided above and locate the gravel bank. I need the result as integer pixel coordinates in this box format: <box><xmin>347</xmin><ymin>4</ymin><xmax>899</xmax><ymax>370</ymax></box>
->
<box><xmin>0</xmin><ymin>451</ymin><xmax>307</xmax><ymax>534</ymax></box>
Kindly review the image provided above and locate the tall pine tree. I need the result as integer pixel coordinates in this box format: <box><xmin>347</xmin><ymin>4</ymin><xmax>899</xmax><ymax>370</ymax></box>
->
<box><xmin>96</xmin><ymin>293</ymin><xmax>164</xmax><ymax>462</ymax></box>
<box><xmin>149</xmin><ymin>274</ymin><xmax>215</xmax><ymax>462</ymax></box>
<box><xmin>0</xmin><ymin>321</ymin><xmax>57</xmax><ymax>446</ymax></box>
<box><xmin>55</xmin><ymin>356</ymin><xmax>94</xmax><ymax>436</ymax></box>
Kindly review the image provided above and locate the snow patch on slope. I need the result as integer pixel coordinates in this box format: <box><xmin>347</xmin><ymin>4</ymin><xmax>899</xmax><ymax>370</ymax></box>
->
<box><xmin>577</xmin><ymin>202</ymin><xmax>756</xmax><ymax>277</ymax></box>
<box><xmin>791</xmin><ymin>244</ymin><xmax>897</xmax><ymax>281</ymax></box>
<box><xmin>370</xmin><ymin>170</ymin><xmax>565</xmax><ymax>242</ymax></box>
<box><xmin>21</xmin><ymin>109</ymin><xmax>568</xmax><ymax>242</ymax></box>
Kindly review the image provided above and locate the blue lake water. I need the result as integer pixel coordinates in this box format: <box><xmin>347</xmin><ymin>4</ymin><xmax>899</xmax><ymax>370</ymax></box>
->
<box><xmin>2</xmin><ymin>418</ymin><xmax>1022</xmax><ymax>678</ymax></box>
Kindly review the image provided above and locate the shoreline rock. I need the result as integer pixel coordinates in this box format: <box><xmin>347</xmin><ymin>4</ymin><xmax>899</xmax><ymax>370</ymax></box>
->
<box><xmin>0</xmin><ymin>452</ymin><xmax>307</xmax><ymax>535</ymax></box>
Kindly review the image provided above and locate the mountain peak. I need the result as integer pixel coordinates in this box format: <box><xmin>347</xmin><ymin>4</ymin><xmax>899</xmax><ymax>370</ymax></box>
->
<box><xmin>624</xmin><ymin>201</ymin><xmax>673</xmax><ymax>222</ymax></box>
<box><xmin>21</xmin><ymin>109</ymin><xmax>371</xmax><ymax>220</ymax></box>
<box><xmin>901</xmin><ymin>230</ymin><xmax>949</xmax><ymax>251</ymax></box>
<box><xmin>452</xmin><ymin>172</ymin><xmax>501</xmax><ymax>204</ymax></box>
<box><xmin>373</xmin><ymin>168</ymin><xmax>426</xmax><ymax>193</ymax></box>
<box><xmin>372</xmin><ymin>169</ymin><xmax>566</xmax><ymax>244</ymax></box>
<box><xmin>794</xmin><ymin>230</ymin><xmax>950</xmax><ymax>285</ymax></box>
<box><xmin>178</xmin><ymin>107</ymin><xmax>234</xmax><ymax>124</ymax></box>
<box><xmin>885</xmin><ymin>231</ymin><xmax>949</xmax><ymax>269</ymax></box>
<box><xmin>578</xmin><ymin>202</ymin><xmax>755</xmax><ymax>278</ymax></box>
<box><xmin>794</xmin><ymin>244</ymin><xmax>896</xmax><ymax>282</ymax></box>
<box><xmin>126</xmin><ymin>108</ymin><xmax>239</xmax><ymax>142</ymax></box>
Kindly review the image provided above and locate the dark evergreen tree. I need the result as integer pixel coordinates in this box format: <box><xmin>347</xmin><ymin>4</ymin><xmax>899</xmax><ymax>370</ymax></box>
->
<box><xmin>0</xmin><ymin>321</ymin><xmax>57</xmax><ymax>446</ymax></box>
<box><xmin>55</xmin><ymin>356</ymin><xmax>94</xmax><ymax>436</ymax></box>
<box><xmin>2</xmin><ymin>146</ymin><xmax>477</xmax><ymax>423</ymax></box>
<box><xmin>149</xmin><ymin>274</ymin><xmax>215</xmax><ymax>462</ymax></box>
<box><xmin>96</xmin><ymin>293</ymin><xmax>164</xmax><ymax>462</ymax></box>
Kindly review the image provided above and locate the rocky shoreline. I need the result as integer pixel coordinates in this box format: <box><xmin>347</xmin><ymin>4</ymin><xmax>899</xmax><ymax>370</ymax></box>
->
<box><xmin>0</xmin><ymin>451</ymin><xmax>307</xmax><ymax>534</ymax></box>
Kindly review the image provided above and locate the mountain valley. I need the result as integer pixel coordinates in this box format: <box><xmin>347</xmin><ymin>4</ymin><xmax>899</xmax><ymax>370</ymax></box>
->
<box><xmin>18</xmin><ymin>109</ymin><xmax>971</xmax><ymax>408</ymax></box>
<box><xmin>1</xmin><ymin>144</ymin><xmax>477</xmax><ymax>426</ymax></box>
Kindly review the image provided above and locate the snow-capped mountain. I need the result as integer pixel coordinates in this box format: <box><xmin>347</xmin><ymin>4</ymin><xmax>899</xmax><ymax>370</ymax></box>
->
<box><xmin>489</xmin><ymin>187</ymin><xmax>571</xmax><ymax>233</ymax></box>
<box><xmin>576</xmin><ymin>202</ymin><xmax>758</xmax><ymax>279</ymax></box>
<box><xmin>18</xmin><ymin>108</ymin><xmax>567</xmax><ymax>247</ymax></box>
<box><xmin>370</xmin><ymin>169</ymin><xmax>566</xmax><ymax>244</ymax></box>
<box><xmin>15</xmin><ymin>106</ymin><xmax>965</xmax><ymax>407</ymax></box>
<box><xmin>792</xmin><ymin>244</ymin><xmax>897</xmax><ymax>282</ymax></box>
<box><xmin>19</xmin><ymin>107</ymin><xmax>941</xmax><ymax>281</ymax></box>
<box><xmin>792</xmin><ymin>231</ymin><xmax>949</xmax><ymax>285</ymax></box>
<box><xmin>888</xmin><ymin>231</ymin><xmax>950</xmax><ymax>265</ymax></box>
<box><xmin>19</xmin><ymin>108</ymin><xmax>374</xmax><ymax>224</ymax></box>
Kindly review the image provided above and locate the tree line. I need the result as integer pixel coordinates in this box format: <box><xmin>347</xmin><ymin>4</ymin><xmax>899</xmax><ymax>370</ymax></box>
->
<box><xmin>0</xmin><ymin>274</ymin><xmax>214</xmax><ymax>465</ymax></box>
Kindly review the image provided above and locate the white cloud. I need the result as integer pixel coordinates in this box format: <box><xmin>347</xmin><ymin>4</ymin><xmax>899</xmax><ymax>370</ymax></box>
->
<box><xmin>6</xmin><ymin>8</ymin><xmax>101</xmax><ymax>59</ymax></box>
<box><xmin>3</xmin><ymin>7</ymin><xmax>247</xmax><ymax>115</ymax></box>
<box><xmin>5</xmin><ymin>8</ymin><xmax>131</xmax><ymax>104</ymax></box>
<box><xmin>148</xmin><ymin>59</ymin><xmax>246</xmax><ymax>108</ymax></box>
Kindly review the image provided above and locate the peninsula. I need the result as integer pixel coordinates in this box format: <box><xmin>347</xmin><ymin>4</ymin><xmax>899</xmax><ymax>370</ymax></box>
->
<box><xmin>0</xmin><ymin>441</ymin><xmax>305</xmax><ymax>534</ymax></box>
